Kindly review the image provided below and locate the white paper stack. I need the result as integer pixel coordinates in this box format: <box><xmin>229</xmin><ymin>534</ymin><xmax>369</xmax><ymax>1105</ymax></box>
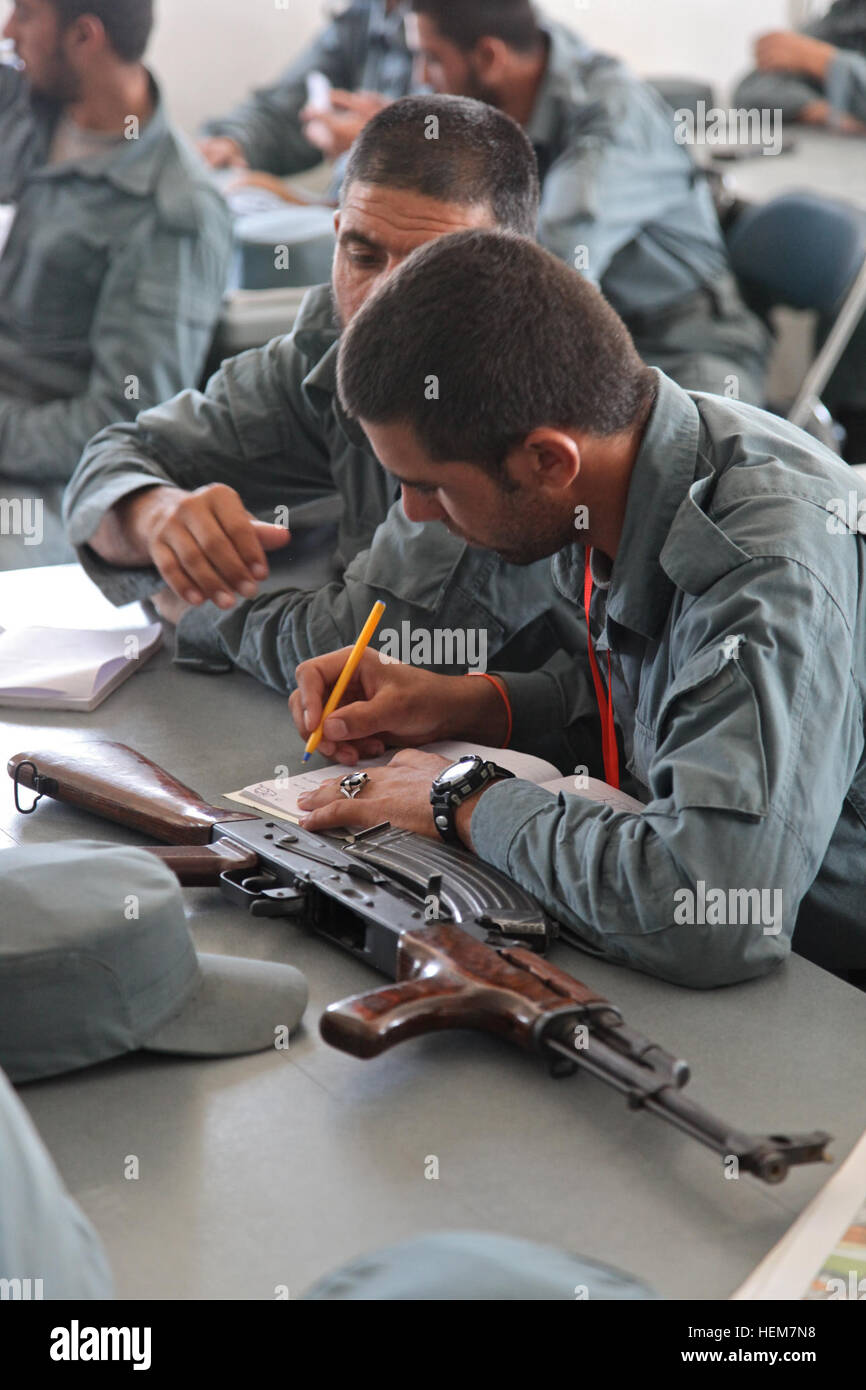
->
<box><xmin>0</xmin><ymin>623</ymin><xmax>162</xmax><ymax>711</ymax></box>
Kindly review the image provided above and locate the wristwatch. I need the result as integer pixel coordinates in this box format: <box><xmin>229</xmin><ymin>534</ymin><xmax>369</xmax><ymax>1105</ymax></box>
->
<box><xmin>430</xmin><ymin>755</ymin><xmax>515</xmax><ymax>844</ymax></box>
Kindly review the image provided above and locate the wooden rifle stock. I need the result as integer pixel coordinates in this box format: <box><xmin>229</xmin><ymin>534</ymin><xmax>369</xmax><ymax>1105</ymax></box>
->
<box><xmin>8</xmin><ymin>743</ymin><xmax>257</xmax><ymax>845</ymax></box>
<box><xmin>148</xmin><ymin>840</ymin><xmax>260</xmax><ymax>886</ymax></box>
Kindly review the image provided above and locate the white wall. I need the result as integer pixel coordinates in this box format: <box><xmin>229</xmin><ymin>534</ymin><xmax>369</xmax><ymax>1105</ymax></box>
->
<box><xmin>149</xmin><ymin>0</ymin><xmax>327</xmax><ymax>136</ymax></box>
<box><xmin>149</xmin><ymin>0</ymin><xmax>804</xmax><ymax>137</ymax></box>
<box><xmin>541</xmin><ymin>0</ymin><xmax>790</xmax><ymax>95</ymax></box>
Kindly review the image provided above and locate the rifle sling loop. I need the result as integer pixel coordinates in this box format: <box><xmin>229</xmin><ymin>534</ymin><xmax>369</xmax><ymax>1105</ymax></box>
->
<box><xmin>12</xmin><ymin>760</ymin><xmax>58</xmax><ymax>816</ymax></box>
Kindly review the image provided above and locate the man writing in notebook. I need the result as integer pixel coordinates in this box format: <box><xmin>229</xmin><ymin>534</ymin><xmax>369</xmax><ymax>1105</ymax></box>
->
<box><xmin>291</xmin><ymin>231</ymin><xmax>866</xmax><ymax>991</ymax></box>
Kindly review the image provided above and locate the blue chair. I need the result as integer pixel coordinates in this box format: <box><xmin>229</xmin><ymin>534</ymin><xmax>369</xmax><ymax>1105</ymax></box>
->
<box><xmin>727</xmin><ymin>192</ymin><xmax>866</xmax><ymax>451</ymax></box>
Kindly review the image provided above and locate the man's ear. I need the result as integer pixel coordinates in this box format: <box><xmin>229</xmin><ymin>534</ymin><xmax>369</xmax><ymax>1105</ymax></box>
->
<box><xmin>472</xmin><ymin>36</ymin><xmax>512</xmax><ymax>83</ymax></box>
<box><xmin>65</xmin><ymin>14</ymin><xmax>105</xmax><ymax>56</ymax></box>
<box><xmin>513</xmin><ymin>428</ymin><xmax>582</xmax><ymax>492</ymax></box>
<box><xmin>333</xmin><ymin>210</ymin><xmax>341</xmax><ymax>237</ymax></box>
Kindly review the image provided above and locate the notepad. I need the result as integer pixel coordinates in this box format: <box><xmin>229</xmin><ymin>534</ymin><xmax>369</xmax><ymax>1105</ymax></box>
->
<box><xmin>733</xmin><ymin>1128</ymin><xmax>866</xmax><ymax>1301</ymax></box>
<box><xmin>0</xmin><ymin>623</ymin><xmax>162</xmax><ymax>711</ymax></box>
<box><xmin>226</xmin><ymin>741</ymin><xmax>644</xmax><ymax>826</ymax></box>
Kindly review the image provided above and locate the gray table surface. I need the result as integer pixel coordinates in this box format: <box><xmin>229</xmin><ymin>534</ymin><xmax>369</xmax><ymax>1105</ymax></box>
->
<box><xmin>1</xmin><ymin>566</ymin><xmax>864</xmax><ymax>1301</ymax></box>
<box><xmin>711</xmin><ymin>127</ymin><xmax>866</xmax><ymax>209</ymax></box>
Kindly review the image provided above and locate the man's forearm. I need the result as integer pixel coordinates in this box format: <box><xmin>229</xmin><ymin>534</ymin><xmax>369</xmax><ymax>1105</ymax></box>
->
<box><xmin>800</xmin><ymin>97</ymin><xmax>866</xmax><ymax>131</ymax></box>
<box><xmin>437</xmin><ymin>674</ymin><xmax>510</xmax><ymax>747</ymax></box>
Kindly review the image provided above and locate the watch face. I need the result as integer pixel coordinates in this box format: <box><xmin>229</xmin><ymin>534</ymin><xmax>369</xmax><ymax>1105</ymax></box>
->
<box><xmin>437</xmin><ymin>755</ymin><xmax>481</xmax><ymax>789</ymax></box>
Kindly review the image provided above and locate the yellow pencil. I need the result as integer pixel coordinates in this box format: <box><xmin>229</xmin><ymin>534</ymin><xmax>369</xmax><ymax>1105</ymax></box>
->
<box><xmin>303</xmin><ymin>600</ymin><xmax>386</xmax><ymax>761</ymax></box>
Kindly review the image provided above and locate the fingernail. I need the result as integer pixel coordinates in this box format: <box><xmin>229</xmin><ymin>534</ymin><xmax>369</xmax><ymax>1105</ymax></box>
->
<box><xmin>185</xmin><ymin>590</ymin><xmax>203</xmax><ymax>605</ymax></box>
<box><xmin>216</xmin><ymin>591</ymin><xmax>234</xmax><ymax>608</ymax></box>
<box><xmin>252</xmin><ymin>563</ymin><xmax>267</xmax><ymax>579</ymax></box>
<box><xmin>326</xmin><ymin>718</ymin><xmax>347</xmax><ymax>740</ymax></box>
<box><xmin>297</xmin><ymin>793</ymin><xmax>311</xmax><ymax>808</ymax></box>
<box><xmin>239</xmin><ymin>581</ymin><xmax>257</xmax><ymax>599</ymax></box>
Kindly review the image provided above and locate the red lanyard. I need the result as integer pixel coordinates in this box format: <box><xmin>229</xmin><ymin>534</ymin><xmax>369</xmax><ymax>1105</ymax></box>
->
<box><xmin>583</xmin><ymin>549</ymin><xmax>620</xmax><ymax>790</ymax></box>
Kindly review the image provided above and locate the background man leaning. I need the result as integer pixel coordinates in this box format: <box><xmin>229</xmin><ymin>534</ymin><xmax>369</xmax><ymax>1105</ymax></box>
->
<box><xmin>64</xmin><ymin>98</ymin><xmax>585</xmax><ymax>696</ymax></box>
<box><xmin>199</xmin><ymin>0</ymin><xmax>414</xmax><ymax>182</ymax></box>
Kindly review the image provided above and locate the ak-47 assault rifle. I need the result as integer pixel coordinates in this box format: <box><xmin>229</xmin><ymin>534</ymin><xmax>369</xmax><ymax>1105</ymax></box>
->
<box><xmin>10</xmin><ymin>742</ymin><xmax>831</xmax><ymax>1184</ymax></box>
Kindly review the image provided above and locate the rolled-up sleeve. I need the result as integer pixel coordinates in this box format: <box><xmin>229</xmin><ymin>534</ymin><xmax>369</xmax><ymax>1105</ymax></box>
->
<box><xmin>64</xmin><ymin>331</ymin><xmax>336</xmax><ymax>604</ymax></box>
<box><xmin>472</xmin><ymin>558</ymin><xmax>862</xmax><ymax>988</ymax></box>
<box><xmin>174</xmin><ymin>504</ymin><xmax>587</xmax><ymax>697</ymax></box>
<box><xmin>826</xmin><ymin>48</ymin><xmax>866</xmax><ymax>122</ymax></box>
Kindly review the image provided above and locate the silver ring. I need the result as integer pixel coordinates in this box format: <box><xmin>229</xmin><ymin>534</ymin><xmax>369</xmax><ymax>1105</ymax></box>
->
<box><xmin>339</xmin><ymin>771</ymin><xmax>370</xmax><ymax>800</ymax></box>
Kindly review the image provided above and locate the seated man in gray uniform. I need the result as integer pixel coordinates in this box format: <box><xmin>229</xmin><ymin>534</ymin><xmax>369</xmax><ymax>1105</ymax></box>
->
<box><xmin>734</xmin><ymin>4</ymin><xmax>866</xmax><ymax>463</ymax></box>
<box><xmin>409</xmin><ymin>0</ymin><xmax>770</xmax><ymax>404</ymax></box>
<box><xmin>199</xmin><ymin>0</ymin><xmax>415</xmax><ymax>176</ymax></box>
<box><xmin>291</xmin><ymin>230</ymin><xmax>866</xmax><ymax>988</ymax></box>
<box><xmin>733</xmin><ymin>1</ymin><xmax>866</xmax><ymax>130</ymax></box>
<box><xmin>0</xmin><ymin>0</ymin><xmax>232</xmax><ymax>566</ymax></box>
<box><xmin>64</xmin><ymin>97</ymin><xmax>586</xmax><ymax>693</ymax></box>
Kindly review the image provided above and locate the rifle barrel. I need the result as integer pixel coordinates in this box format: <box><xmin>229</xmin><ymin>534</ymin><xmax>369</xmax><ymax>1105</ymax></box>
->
<box><xmin>542</xmin><ymin>1033</ymin><xmax>831</xmax><ymax>1182</ymax></box>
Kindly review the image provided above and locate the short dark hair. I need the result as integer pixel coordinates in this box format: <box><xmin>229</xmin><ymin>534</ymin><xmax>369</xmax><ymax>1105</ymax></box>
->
<box><xmin>412</xmin><ymin>0</ymin><xmax>542</xmax><ymax>53</ymax></box>
<box><xmin>342</xmin><ymin>95</ymin><xmax>539</xmax><ymax>237</ymax></box>
<box><xmin>50</xmin><ymin>0</ymin><xmax>154</xmax><ymax>62</ymax></box>
<box><xmin>338</xmin><ymin>231</ymin><xmax>657</xmax><ymax>474</ymax></box>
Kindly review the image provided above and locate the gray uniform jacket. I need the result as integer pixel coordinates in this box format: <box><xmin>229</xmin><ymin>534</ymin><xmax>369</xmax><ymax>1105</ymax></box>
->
<box><xmin>0</xmin><ymin>69</ymin><xmax>232</xmax><ymax>484</ymax></box>
<box><xmin>64</xmin><ymin>283</ymin><xmax>584</xmax><ymax>692</ymax></box>
<box><xmin>201</xmin><ymin>0</ymin><xmax>414</xmax><ymax>176</ymax></box>
<box><xmin>733</xmin><ymin>0</ymin><xmax>866</xmax><ymax>123</ymax></box>
<box><xmin>471</xmin><ymin>371</ymin><xmax>866</xmax><ymax>988</ymax></box>
<box><xmin>532</xmin><ymin>24</ymin><xmax>770</xmax><ymax>403</ymax></box>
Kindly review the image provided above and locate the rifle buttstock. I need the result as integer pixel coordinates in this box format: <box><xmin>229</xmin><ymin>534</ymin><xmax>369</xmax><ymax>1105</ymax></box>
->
<box><xmin>8</xmin><ymin>742</ymin><xmax>256</xmax><ymax>844</ymax></box>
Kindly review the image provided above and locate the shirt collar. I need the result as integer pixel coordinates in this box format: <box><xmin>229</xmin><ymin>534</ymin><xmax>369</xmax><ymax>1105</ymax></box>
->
<box><xmin>31</xmin><ymin>72</ymin><xmax>171</xmax><ymax>196</ymax></box>
<box><xmin>368</xmin><ymin>0</ymin><xmax>409</xmax><ymax>39</ymax></box>
<box><xmin>293</xmin><ymin>283</ymin><xmax>340</xmax><ymax>372</ymax></box>
<box><xmin>293</xmin><ymin>283</ymin><xmax>370</xmax><ymax>446</ymax></box>
<box><xmin>603</xmin><ymin>371</ymin><xmax>703</xmax><ymax>639</ymax></box>
<box><xmin>525</xmin><ymin>23</ymin><xmax>595</xmax><ymax>149</ymax></box>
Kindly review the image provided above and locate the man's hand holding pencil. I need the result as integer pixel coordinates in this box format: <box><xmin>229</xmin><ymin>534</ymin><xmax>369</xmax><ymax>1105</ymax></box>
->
<box><xmin>290</xmin><ymin>601</ymin><xmax>510</xmax><ymax>842</ymax></box>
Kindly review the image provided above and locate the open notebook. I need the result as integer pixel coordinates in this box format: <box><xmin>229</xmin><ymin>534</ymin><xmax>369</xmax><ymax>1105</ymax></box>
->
<box><xmin>0</xmin><ymin>624</ymin><xmax>162</xmax><ymax>711</ymax></box>
<box><xmin>226</xmin><ymin>742</ymin><xmax>644</xmax><ymax>825</ymax></box>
